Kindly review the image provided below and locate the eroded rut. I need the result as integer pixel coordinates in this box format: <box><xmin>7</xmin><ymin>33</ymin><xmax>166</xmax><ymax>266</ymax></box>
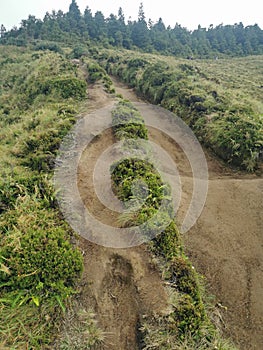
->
<box><xmin>75</xmin><ymin>80</ymin><xmax>262</xmax><ymax>350</ymax></box>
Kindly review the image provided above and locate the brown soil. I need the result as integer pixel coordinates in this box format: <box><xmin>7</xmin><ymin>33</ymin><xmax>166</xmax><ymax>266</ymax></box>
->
<box><xmin>75</xmin><ymin>84</ymin><xmax>169</xmax><ymax>350</ymax></box>
<box><xmin>74</xmin><ymin>79</ymin><xmax>262</xmax><ymax>350</ymax></box>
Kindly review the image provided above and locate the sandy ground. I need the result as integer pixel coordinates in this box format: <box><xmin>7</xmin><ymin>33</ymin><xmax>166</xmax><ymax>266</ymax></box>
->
<box><xmin>74</xmin><ymin>79</ymin><xmax>262</xmax><ymax>349</ymax></box>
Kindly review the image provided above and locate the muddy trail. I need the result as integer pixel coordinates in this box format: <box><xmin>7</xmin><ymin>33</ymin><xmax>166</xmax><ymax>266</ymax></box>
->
<box><xmin>75</xmin><ymin>79</ymin><xmax>262</xmax><ymax>350</ymax></box>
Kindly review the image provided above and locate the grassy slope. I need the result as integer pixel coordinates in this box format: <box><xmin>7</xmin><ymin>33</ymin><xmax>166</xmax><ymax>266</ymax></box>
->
<box><xmin>95</xmin><ymin>49</ymin><xmax>263</xmax><ymax>171</ymax></box>
<box><xmin>0</xmin><ymin>45</ymin><xmax>87</xmax><ymax>348</ymax></box>
<box><xmin>1</xmin><ymin>43</ymin><xmax>261</xmax><ymax>349</ymax></box>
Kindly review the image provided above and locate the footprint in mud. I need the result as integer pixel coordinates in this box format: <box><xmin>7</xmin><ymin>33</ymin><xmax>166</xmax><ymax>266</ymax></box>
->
<box><xmin>98</xmin><ymin>254</ymin><xmax>140</xmax><ymax>350</ymax></box>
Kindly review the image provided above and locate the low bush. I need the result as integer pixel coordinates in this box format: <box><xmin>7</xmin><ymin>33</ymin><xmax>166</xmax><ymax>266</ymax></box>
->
<box><xmin>0</xmin><ymin>46</ymin><xmax>85</xmax><ymax>348</ymax></box>
<box><xmin>112</xmin><ymin>100</ymin><xmax>148</xmax><ymax>140</ymax></box>
<box><xmin>0</xmin><ymin>197</ymin><xmax>83</xmax><ymax>304</ymax></box>
<box><xmin>111</xmin><ymin>158</ymin><xmax>165</xmax><ymax>211</ymax></box>
<box><xmin>34</xmin><ymin>41</ymin><xmax>63</xmax><ymax>54</ymax></box>
<box><xmin>45</xmin><ymin>77</ymin><xmax>87</xmax><ymax>99</ymax></box>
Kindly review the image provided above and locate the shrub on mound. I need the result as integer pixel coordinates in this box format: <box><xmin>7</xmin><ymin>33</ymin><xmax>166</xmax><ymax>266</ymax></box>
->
<box><xmin>0</xmin><ymin>198</ymin><xmax>83</xmax><ymax>305</ymax></box>
<box><xmin>112</xmin><ymin>100</ymin><xmax>148</xmax><ymax>140</ymax></box>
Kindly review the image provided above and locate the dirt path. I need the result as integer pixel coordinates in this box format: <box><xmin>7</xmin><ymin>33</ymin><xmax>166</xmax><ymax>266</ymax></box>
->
<box><xmin>112</xmin><ymin>79</ymin><xmax>263</xmax><ymax>349</ymax></box>
<box><xmin>76</xmin><ymin>80</ymin><xmax>262</xmax><ymax>349</ymax></box>
<box><xmin>184</xmin><ymin>178</ymin><xmax>263</xmax><ymax>349</ymax></box>
<box><xmin>76</xmin><ymin>84</ymin><xmax>169</xmax><ymax>349</ymax></box>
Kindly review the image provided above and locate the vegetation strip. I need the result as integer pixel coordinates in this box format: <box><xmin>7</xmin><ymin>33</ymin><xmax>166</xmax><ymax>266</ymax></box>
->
<box><xmin>0</xmin><ymin>46</ymin><xmax>86</xmax><ymax>348</ymax></box>
<box><xmin>110</xmin><ymin>100</ymin><xmax>237</xmax><ymax>349</ymax></box>
<box><xmin>97</xmin><ymin>51</ymin><xmax>263</xmax><ymax>171</ymax></box>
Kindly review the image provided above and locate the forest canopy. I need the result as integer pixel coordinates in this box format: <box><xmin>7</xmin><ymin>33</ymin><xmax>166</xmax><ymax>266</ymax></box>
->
<box><xmin>1</xmin><ymin>0</ymin><xmax>263</xmax><ymax>57</ymax></box>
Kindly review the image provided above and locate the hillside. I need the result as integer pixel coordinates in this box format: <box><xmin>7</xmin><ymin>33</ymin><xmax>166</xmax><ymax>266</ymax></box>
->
<box><xmin>93</xmin><ymin>48</ymin><xmax>262</xmax><ymax>171</ymax></box>
<box><xmin>0</xmin><ymin>1</ymin><xmax>263</xmax><ymax>349</ymax></box>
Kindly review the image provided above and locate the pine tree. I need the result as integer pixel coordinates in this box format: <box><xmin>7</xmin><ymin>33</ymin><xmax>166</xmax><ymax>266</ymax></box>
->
<box><xmin>68</xmin><ymin>0</ymin><xmax>81</xmax><ymax>22</ymax></box>
<box><xmin>67</xmin><ymin>0</ymin><xmax>84</xmax><ymax>33</ymax></box>
<box><xmin>118</xmin><ymin>7</ymin><xmax>125</xmax><ymax>23</ymax></box>
<box><xmin>0</xmin><ymin>24</ymin><xmax>6</xmax><ymax>37</ymax></box>
<box><xmin>131</xmin><ymin>2</ymin><xmax>150</xmax><ymax>49</ymax></box>
<box><xmin>138</xmin><ymin>2</ymin><xmax>146</xmax><ymax>22</ymax></box>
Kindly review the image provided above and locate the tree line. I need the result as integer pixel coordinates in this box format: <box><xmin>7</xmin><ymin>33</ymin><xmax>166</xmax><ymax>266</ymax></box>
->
<box><xmin>1</xmin><ymin>0</ymin><xmax>263</xmax><ymax>57</ymax></box>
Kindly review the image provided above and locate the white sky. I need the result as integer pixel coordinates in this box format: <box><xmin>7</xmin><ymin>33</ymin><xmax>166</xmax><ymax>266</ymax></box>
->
<box><xmin>0</xmin><ymin>0</ymin><xmax>262</xmax><ymax>31</ymax></box>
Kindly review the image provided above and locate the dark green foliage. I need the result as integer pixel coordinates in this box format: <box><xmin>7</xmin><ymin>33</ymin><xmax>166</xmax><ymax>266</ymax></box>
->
<box><xmin>112</xmin><ymin>100</ymin><xmax>148</xmax><ymax>140</ymax></box>
<box><xmin>173</xmin><ymin>294</ymin><xmax>206</xmax><ymax>338</ymax></box>
<box><xmin>43</xmin><ymin>77</ymin><xmax>87</xmax><ymax>99</ymax></box>
<box><xmin>127</xmin><ymin>58</ymin><xmax>148</xmax><ymax>68</ymax></box>
<box><xmin>170</xmin><ymin>257</ymin><xmax>200</xmax><ymax>301</ymax></box>
<box><xmin>0</xmin><ymin>181</ymin><xmax>27</xmax><ymax>213</ymax></box>
<box><xmin>34</xmin><ymin>41</ymin><xmax>63</xmax><ymax>53</ymax></box>
<box><xmin>86</xmin><ymin>62</ymin><xmax>107</xmax><ymax>83</ymax></box>
<box><xmin>151</xmin><ymin>220</ymin><xmax>210</xmax><ymax>341</ymax></box>
<box><xmin>111</xmin><ymin>158</ymin><xmax>164</xmax><ymax>210</ymax></box>
<box><xmin>111</xmin><ymin>101</ymin><xmax>171</xmax><ymax>227</ymax></box>
<box><xmin>0</xmin><ymin>184</ymin><xmax>83</xmax><ymax>306</ymax></box>
<box><xmin>1</xmin><ymin>1</ymin><xmax>263</xmax><ymax>58</ymax></box>
<box><xmin>1</xmin><ymin>226</ymin><xmax>83</xmax><ymax>298</ymax></box>
<box><xmin>83</xmin><ymin>59</ymin><xmax>115</xmax><ymax>93</ymax></box>
<box><xmin>153</xmin><ymin>221</ymin><xmax>183</xmax><ymax>259</ymax></box>
<box><xmin>18</xmin><ymin>121</ymin><xmax>74</xmax><ymax>172</ymax></box>
<box><xmin>204</xmin><ymin>113</ymin><xmax>263</xmax><ymax>170</ymax></box>
<box><xmin>71</xmin><ymin>44</ymin><xmax>89</xmax><ymax>58</ymax></box>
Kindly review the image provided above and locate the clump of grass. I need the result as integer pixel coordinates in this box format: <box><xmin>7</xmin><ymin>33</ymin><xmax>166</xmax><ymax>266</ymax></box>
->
<box><xmin>112</xmin><ymin>100</ymin><xmax>148</xmax><ymax>139</ymax></box>
<box><xmin>0</xmin><ymin>299</ymin><xmax>62</xmax><ymax>349</ymax></box>
<box><xmin>82</xmin><ymin>57</ymin><xmax>115</xmax><ymax>93</ymax></box>
<box><xmin>56</xmin><ymin>304</ymin><xmax>105</xmax><ymax>350</ymax></box>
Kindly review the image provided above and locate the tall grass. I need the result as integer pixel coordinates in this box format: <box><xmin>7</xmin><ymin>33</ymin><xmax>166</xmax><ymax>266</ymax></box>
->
<box><xmin>0</xmin><ymin>45</ymin><xmax>87</xmax><ymax>348</ymax></box>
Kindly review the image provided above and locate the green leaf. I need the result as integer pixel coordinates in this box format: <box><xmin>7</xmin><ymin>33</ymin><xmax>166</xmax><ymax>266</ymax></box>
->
<box><xmin>31</xmin><ymin>295</ymin><xmax>40</xmax><ymax>307</ymax></box>
<box><xmin>55</xmin><ymin>295</ymin><xmax>66</xmax><ymax>312</ymax></box>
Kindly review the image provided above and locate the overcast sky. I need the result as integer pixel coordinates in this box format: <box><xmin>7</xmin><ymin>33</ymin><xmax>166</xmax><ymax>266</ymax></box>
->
<box><xmin>0</xmin><ymin>0</ymin><xmax>262</xmax><ymax>31</ymax></box>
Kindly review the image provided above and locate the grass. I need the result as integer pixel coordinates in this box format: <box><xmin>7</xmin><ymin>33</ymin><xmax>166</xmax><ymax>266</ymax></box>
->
<box><xmin>55</xmin><ymin>303</ymin><xmax>105</xmax><ymax>349</ymax></box>
<box><xmin>1</xmin><ymin>42</ymin><xmax>255</xmax><ymax>348</ymax></box>
<box><xmin>0</xmin><ymin>45</ymin><xmax>87</xmax><ymax>348</ymax></box>
<box><xmin>95</xmin><ymin>49</ymin><xmax>263</xmax><ymax>171</ymax></box>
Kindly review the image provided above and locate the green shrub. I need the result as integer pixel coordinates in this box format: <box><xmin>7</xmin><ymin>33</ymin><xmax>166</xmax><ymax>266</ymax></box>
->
<box><xmin>153</xmin><ymin>221</ymin><xmax>183</xmax><ymax>259</ymax></box>
<box><xmin>173</xmin><ymin>294</ymin><xmax>206</xmax><ymax>339</ymax></box>
<box><xmin>205</xmin><ymin>113</ymin><xmax>263</xmax><ymax>170</ymax></box>
<box><xmin>111</xmin><ymin>158</ymin><xmax>165</xmax><ymax>209</ymax></box>
<box><xmin>99</xmin><ymin>51</ymin><xmax>262</xmax><ymax>171</ymax></box>
<box><xmin>43</xmin><ymin>77</ymin><xmax>87</xmax><ymax>99</ymax></box>
<box><xmin>1</xmin><ymin>227</ymin><xmax>82</xmax><ymax>297</ymax></box>
<box><xmin>71</xmin><ymin>45</ymin><xmax>89</xmax><ymax>58</ymax></box>
<box><xmin>86</xmin><ymin>62</ymin><xmax>107</xmax><ymax>83</ymax></box>
<box><xmin>34</xmin><ymin>41</ymin><xmax>63</xmax><ymax>54</ymax></box>
<box><xmin>112</xmin><ymin>100</ymin><xmax>148</xmax><ymax>140</ymax></box>
<box><xmin>0</xmin><ymin>197</ymin><xmax>83</xmax><ymax>304</ymax></box>
<box><xmin>169</xmin><ymin>257</ymin><xmax>201</xmax><ymax>302</ymax></box>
